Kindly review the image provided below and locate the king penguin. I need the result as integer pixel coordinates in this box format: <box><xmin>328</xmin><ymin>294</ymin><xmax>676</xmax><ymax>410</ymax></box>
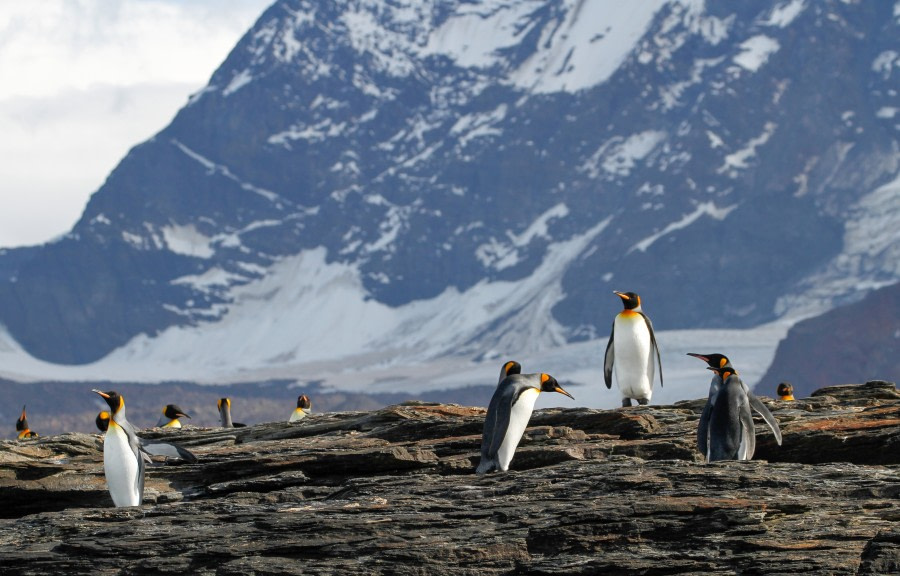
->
<box><xmin>156</xmin><ymin>404</ymin><xmax>191</xmax><ymax>428</ymax></box>
<box><xmin>96</xmin><ymin>411</ymin><xmax>197</xmax><ymax>463</ymax></box>
<box><xmin>777</xmin><ymin>382</ymin><xmax>795</xmax><ymax>401</ymax></box>
<box><xmin>16</xmin><ymin>405</ymin><xmax>38</xmax><ymax>439</ymax></box>
<box><xmin>93</xmin><ymin>389</ymin><xmax>145</xmax><ymax>507</ymax></box>
<box><xmin>288</xmin><ymin>395</ymin><xmax>313</xmax><ymax>422</ymax></box>
<box><xmin>218</xmin><ymin>398</ymin><xmax>246</xmax><ymax>428</ymax></box>
<box><xmin>476</xmin><ymin>369</ymin><xmax>574</xmax><ymax>475</ymax></box>
<box><xmin>604</xmin><ymin>291</ymin><xmax>663</xmax><ymax>406</ymax></box>
<box><xmin>687</xmin><ymin>352</ymin><xmax>782</xmax><ymax>461</ymax></box>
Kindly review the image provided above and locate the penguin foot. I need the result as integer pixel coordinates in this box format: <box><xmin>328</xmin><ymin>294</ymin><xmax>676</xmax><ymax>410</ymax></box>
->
<box><xmin>637</xmin><ymin>399</ymin><xmax>649</xmax><ymax>406</ymax></box>
<box><xmin>621</xmin><ymin>398</ymin><xmax>633</xmax><ymax>407</ymax></box>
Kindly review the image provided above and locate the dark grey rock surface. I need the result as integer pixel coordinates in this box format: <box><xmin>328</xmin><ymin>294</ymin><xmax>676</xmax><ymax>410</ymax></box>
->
<box><xmin>0</xmin><ymin>382</ymin><xmax>897</xmax><ymax>574</ymax></box>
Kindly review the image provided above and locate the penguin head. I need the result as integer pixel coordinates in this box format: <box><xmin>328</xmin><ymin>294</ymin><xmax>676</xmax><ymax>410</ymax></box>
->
<box><xmin>686</xmin><ymin>353</ymin><xmax>732</xmax><ymax>370</ymax></box>
<box><xmin>163</xmin><ymin>404</ymin><xmax>191</xmax><ymax>420</ymax></box>
<box><xmin>15</xmin><ymin>405</ymin><xmax>28</xmax><ymax>432</ymax></box>
<box><xmin>538</xmin><ymin>373</ymin><xmax>575</xmax><ymax>400</ymax></box>
<box><xmin>706</xmin><ymin>366</ymin><xmax>736</xmax><ymax>381</ymax></box>
<box><xmin>96</xmin><ymin>411</ymin><xmax>110</xmax><ymax>433</ymax></box>
<box><xmin>296</xmin><ymin>395</ymin><xmax>312</xmax><ymax>410</ymax></box>
<box><xmin>93</xmin><ymin>390</ymin><xmax>125</xmax><ymax>414</ymax></box>
<box><xmin>614</xmin><ymin>291</ymin><xmax>641</xmax><ymax>311</ymax></box>
<box><xmin>777</xmin><ymin>382</ymin><xmax>795</xmax><ymax>401</ymax></box>
<box><xmin>217</xmin><ymin>398</ymin><xmax>231</xmax><ymax>414</ymax></box>
<box><xmin>499</xmin><ymin>360</ymin><xmax>522</xmax><ymax>382</ymax></box>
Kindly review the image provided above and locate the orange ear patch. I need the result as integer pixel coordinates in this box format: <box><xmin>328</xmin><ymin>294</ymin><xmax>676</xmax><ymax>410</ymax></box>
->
<box><xmin>540</xmin><ymin>373</ymin><xmax>550</xmax><ymax>383</ymax></box>
<box><xmin>719</xmin><ymin>357</ymin><xmax>728</xmax><ymax>368</ymax></box>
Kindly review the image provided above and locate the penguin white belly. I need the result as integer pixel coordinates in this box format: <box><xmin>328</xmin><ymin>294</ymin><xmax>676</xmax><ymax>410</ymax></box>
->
<box><xmin>496</xmin><ymin>388</ymin><xmax>540</xmax><ymax>472</ymax></box>
<box><xmin>289</xmin><ymin>408</ymin><xmax>308</xmax><ymax>422</ymax></box>
<box><xmin>613</xmin><ymin>314</ymin><xmax>654</xmax><ymax>401</ymax></box>
<box><xmin>104</xmin><ymin>425</ymin><xmax>141</xmax><ymax>507</ymax></box>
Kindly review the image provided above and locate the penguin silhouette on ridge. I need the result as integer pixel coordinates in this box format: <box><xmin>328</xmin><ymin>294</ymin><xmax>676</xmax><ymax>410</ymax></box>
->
<box><xmin>16</xmin><ymin>405</ymin><xmax>38</xmax><ymax>439</ymax></box>
<box><xmin>156</xmin><ymin>404</ymin><xmax>191</xmax><ymax>428</ymax></box>
<box><xmin>218</xmin><ymin>398</ymin><xmax>246</xmax><ymax>428</ymax></box>
<box><xmin>477</xmin><ymin>364</ymin><xmax>573</xmax><ymax>475</ymax></box>
<box><xmin>604</xmin><ymin>291</ymin><xmax>663</xmax><ymax>406</ymax></box>
<box><xmin>777</xmin><ymin>382</ymin><xmax>795</xmax><ymax>401</ymax></box>
<box><xmin>289</xmin><ymin>395</ymin><xmax>313</xmax><ymax>422</ymax></box>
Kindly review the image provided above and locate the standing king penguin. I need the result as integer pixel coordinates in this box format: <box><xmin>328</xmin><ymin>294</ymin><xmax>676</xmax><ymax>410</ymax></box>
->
<box><xmin>604</xmin><ymin>291</ymin><xmax>663</xmax><ymax>406</ymax></box>
<box><xmin>16</xmin><ymin>405</ymin><xmax>38</xmax><ymax>439</ymax></box>
<box><xmin>288</xmin><ymin>395</ymin><xmax>313</xmax><ymax>422</ymax></box>
<box><xmin>477</xmin><ymin>366</ymin><xmax>573</xmax><ymax>475</ymax></box>
<box><xmin>93</xmin><ymin>389</ymin><xmax>145</xmax><ymax>507</ymax></box>
<box><xmin>156</xmin><ymin>404</ymin><xmax>191</xmax><ymax>428</ymax></box>
<box><xmin>777</xmin><ymin>382</ymin><xmax>795</xmax><ymax>401</ymax></box>
<box><xmin>218</xmin><ymin>398</ymin><xmax>246</xmax><ymax>428</ymax></box>
<box><xmin>687</xmin><ymin>353</ymin><xmax>782</xmax><ymax>461</ymax></box>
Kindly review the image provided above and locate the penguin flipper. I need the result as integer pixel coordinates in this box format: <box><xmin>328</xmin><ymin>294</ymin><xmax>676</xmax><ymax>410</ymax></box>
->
<box><xmin>738</xmin><ymin>398</ymin><xmax>756</xmax><ymax>460</ymax></box>
<box><xmin>477</xmin><ymin>380</ymin><xmax>508</xmax><ymax>474</ymax></box>
<box><xmin>697</xmin><ymin>401</ymin><xmax>712</xmax><ymax>456</ymax></box>
<box><xmin>141</xmin><ymin>440</ymin><xmax>199</xmax><ymax>464</ymax></box>
<box><xmin>748</xmin><ymin>393</ymin><xmax>782</xmax><ymax>446</ymax></box>
<box><xmin>603</xmin><ymin>323</ymin><xmax>615</xmax><ymax>389</ymax></box>
<box><xmin>123</xmin><ymin>421</ymin><xmax>146</xmax><ymax>504</ymax></box>
<box><xmin>641</xmin><ymin>312</ymin><xmax>663</xmax><ymax>388</ymax></box>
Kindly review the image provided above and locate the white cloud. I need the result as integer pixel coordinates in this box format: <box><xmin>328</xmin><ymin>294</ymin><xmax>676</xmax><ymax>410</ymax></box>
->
<box><xmin>0</xmin><ymin>0</ymin><xmax>272</xmax><ymax>247</ymax></box>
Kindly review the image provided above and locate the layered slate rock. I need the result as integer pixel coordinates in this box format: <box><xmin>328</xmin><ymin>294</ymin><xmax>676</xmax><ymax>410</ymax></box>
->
<box><xmin>0</xmin><ymin>382</ymin><xmax>897</xmax><ymax>574</ymax></box>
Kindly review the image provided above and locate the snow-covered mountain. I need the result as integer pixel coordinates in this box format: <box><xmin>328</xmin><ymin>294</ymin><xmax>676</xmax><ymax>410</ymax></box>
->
<box><xmin>0</xmin><ymin>0</ymin><xmax>897</xmax><ymax>401</ymax></box>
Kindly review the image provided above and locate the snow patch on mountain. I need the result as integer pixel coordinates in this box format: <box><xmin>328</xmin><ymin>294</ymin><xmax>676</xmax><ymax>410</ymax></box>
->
<box><xmin>162</xmin><ymin>224</ymin><xmax>215</xmax><ymax>259</ymax></box>
<box><xmin>630</xmin><ymin>201</ymin><xmax>738</xmax><ymax>253</ymax></box>
<box><xmin>733</xmin><ymin>35</ymin><xmax>780</xmax><ymax>72</ymax></box>
<box><xmin>475</xmin><ymin>203</ymin><xmax>570</xmax><ymax>270</ymax></box>
<box><xmin>762</xmin><ymin>0</ymin><xmax>806</xmax><ymax>28</ymax></box>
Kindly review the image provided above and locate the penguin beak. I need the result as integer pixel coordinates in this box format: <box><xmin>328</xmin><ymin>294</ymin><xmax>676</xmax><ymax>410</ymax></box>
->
<box><xmin>554</xmin><ymin>386</ymin><xmax>575</xmax><ymax>400</ymax></box>
<box><xmin>613</xmin><ymin>291</ymin><xmax>628</xmax><ymax>300</ymax></box>
<box><xmin>20</xmin><ymin>405</ymin><xmax>27</xmax><ymax>420</ymax></box>
<box><xmin>92</xmin><ymin>389</ymin><xmax>110</xmax><ymax>399</ymax></box>
<box><xmin>686</xmin><ymin>353</ymin><xmax>709</xmax><ymax>362</ymax></box>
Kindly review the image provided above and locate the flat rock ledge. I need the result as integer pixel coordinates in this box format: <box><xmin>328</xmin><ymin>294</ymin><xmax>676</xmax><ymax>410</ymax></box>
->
<box><xmin>1</xmin><ymin>381</ymin><xmax>898</xmax><ymax>575</ymax></box>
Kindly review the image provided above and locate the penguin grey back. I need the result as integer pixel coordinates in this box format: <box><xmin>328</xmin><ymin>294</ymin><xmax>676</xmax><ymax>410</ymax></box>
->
<box><xmin>707</xmin><ymin>374</ymin><xmax>755</xmax><ymax>461</ymax></box>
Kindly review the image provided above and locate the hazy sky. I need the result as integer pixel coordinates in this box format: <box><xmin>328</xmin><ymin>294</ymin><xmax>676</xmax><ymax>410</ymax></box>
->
<box><xmin>0</xmin><ymin>0</ymin><xmax>273</xmax><ymax>248</ymax></box>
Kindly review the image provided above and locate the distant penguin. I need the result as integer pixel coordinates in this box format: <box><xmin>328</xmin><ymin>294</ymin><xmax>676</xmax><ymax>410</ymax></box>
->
<box><xmin>477</xmin><ymin>370</ymin><xmax>574</xmax><ymax>475</ymax></box>
<box><xmin>687</xmin><ymin>352</ymin><xmax>783</xmax><ymax>460</ymax></box>
<box><xmin>96</xmin><ymin>411</ymin><xmax>196</xmax><ymax>463</ymax></box>
<box><xmin>604</xmin><ymin>291</ymin><xmax>663</xmax><ymax>406</ymax></box>
<box><xmin>701</xmin><ymin>362</ymin><xmax>783</xmax><ymax>462</ymax></box>
<box><xmin>498</xmin><ymin>360</ymin><xmax>522</xmax><ymax>383</ymax></box>
<box><xmin>15</xmin><ymin>405</ymin><xmax>38</xmax><ymax>439</ymax></box>
<box><xmin>93</xmin><ymin>390</ymin><xmax>145</xmax><ymax>507</ymax></box>
<box><xmin>218</xmin><ymin>398</ymin><xmax>246</xmax><ymax>428</ymax></box>
<box><xmin>288</xmin><ymin>395</ymin><xmax>312</xmax><ymax>422</ymax></box>
<box><xmin>156</xmin><ymin>404</ymin><xmax>191</xmax><ymax>428</ymax></box>
<box><xmin>777</xmin><ymin>382</ymin><xmax>795</xmax><ymax>401</ymax></box>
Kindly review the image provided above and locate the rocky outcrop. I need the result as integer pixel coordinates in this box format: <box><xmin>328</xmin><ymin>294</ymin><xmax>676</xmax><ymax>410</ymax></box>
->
<box><xmin>0</xmin><ymin>382</ymin><xmax>897</xmax><ymax>574</ymax></box>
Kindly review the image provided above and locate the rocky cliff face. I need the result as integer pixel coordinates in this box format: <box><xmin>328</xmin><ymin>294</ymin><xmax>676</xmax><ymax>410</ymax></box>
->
<box><xmin>0</xmin><ymin>381</ymin><xmax>897</xmax><ymax>574</ymax></box>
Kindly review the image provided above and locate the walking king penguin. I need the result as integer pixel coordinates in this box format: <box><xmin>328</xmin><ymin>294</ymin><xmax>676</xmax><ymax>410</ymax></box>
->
<box><xmin>93</xmin><ymin>389</ymin><xmax>145</xmax><ymax>507</ymax></box>
<box><xmin>604</xmin><ymin>291</ymin><xmax>663</xmax><ymax>406</ymax></box>
<box><xmin>687</xmin><ymin>353</ymin><xmax>783</xmax><ymax>461</ymax></box>
<box><xmin>16</xmin><ymin>405</ymin><xmax>38</xmax><ymax>439</ymax></box>
<box><xmin>477</xmin><ymin>368</ymin><xmax>574</xmax><ymax>475</ymax></box>
<box><xmin>156</xmin><ymin>404</ymin><xmax>191</xmax><ymax>428</ymax></box>
<box><xmin>288</xmin><ymin>395</ymin><xmax>313</xmax><ymax>422</ymax></box>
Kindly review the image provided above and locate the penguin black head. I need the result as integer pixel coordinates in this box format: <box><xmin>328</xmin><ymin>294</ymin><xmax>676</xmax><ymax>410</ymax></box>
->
<box><xmin>93</xmin><ymin>390</ymin><xmax>124</xmax><ymax>414</ymax></box>
<box><xmin>163</xmin><ymin>404</ymin><xmax>191</xmax><ymax>420</ymax></box>
<box><xmin>539</xmin><ymin>373</ymin><xmax>575</xmax><ymax>400</ymax></box>
<box><xmin>96</xmin><ymin>411</ymin><xmax>110</xmax><ymax>432</ymax></box>
<box><xmin>777</xmin><ymin>382</ymin><xmax>795</xmax><ymax>401</ymax></box>
<box><xmin>614</xmin><ymin>291</ymin><xmax>641</xmax><ymax>310</ymax></box>
<box><xmin>296</xmin><ymin>395</ymin><xmax>311</xmax><ymax>410</ymax></box>
<box><xmin>217</xmin><ymin>398</ymin><xmax>231</xmax><ymax>413</ymax></box>
<box><xmin>686</xmin><ymin>353</ymin><xmax>732</xmax><ymax>370</ymax></box>
<box><xmin>499</xmin><ymin>360</ymin><xmax>522</xmax><ymax>383</ymax></box>
<box><xmin>15</xmin><ymin>405</ymin><xmax>29</xmax><ymax>432</ymax></box>
<box><xmin>706</xmin><ymin>366</ymin><xmax>736</xmax><ymax>381</ymax></box>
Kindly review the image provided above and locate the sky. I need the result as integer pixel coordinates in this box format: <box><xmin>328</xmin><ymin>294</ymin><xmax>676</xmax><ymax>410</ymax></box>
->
<box><xmin>0</xmin><ymin>0</ymin><xmax>273</xmax><ymax>248</ymax></box>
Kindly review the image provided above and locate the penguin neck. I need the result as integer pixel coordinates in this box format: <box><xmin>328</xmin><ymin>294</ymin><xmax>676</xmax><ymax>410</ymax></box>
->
<box><xmin>780</xmin><ymin>394</ymin><xmax>795</xmax><ymax>401</ymax></box>
<box><xmin>220</xmin><ymin>407</ymin><xmax>233</xmax><ymax>428</ymax></box>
